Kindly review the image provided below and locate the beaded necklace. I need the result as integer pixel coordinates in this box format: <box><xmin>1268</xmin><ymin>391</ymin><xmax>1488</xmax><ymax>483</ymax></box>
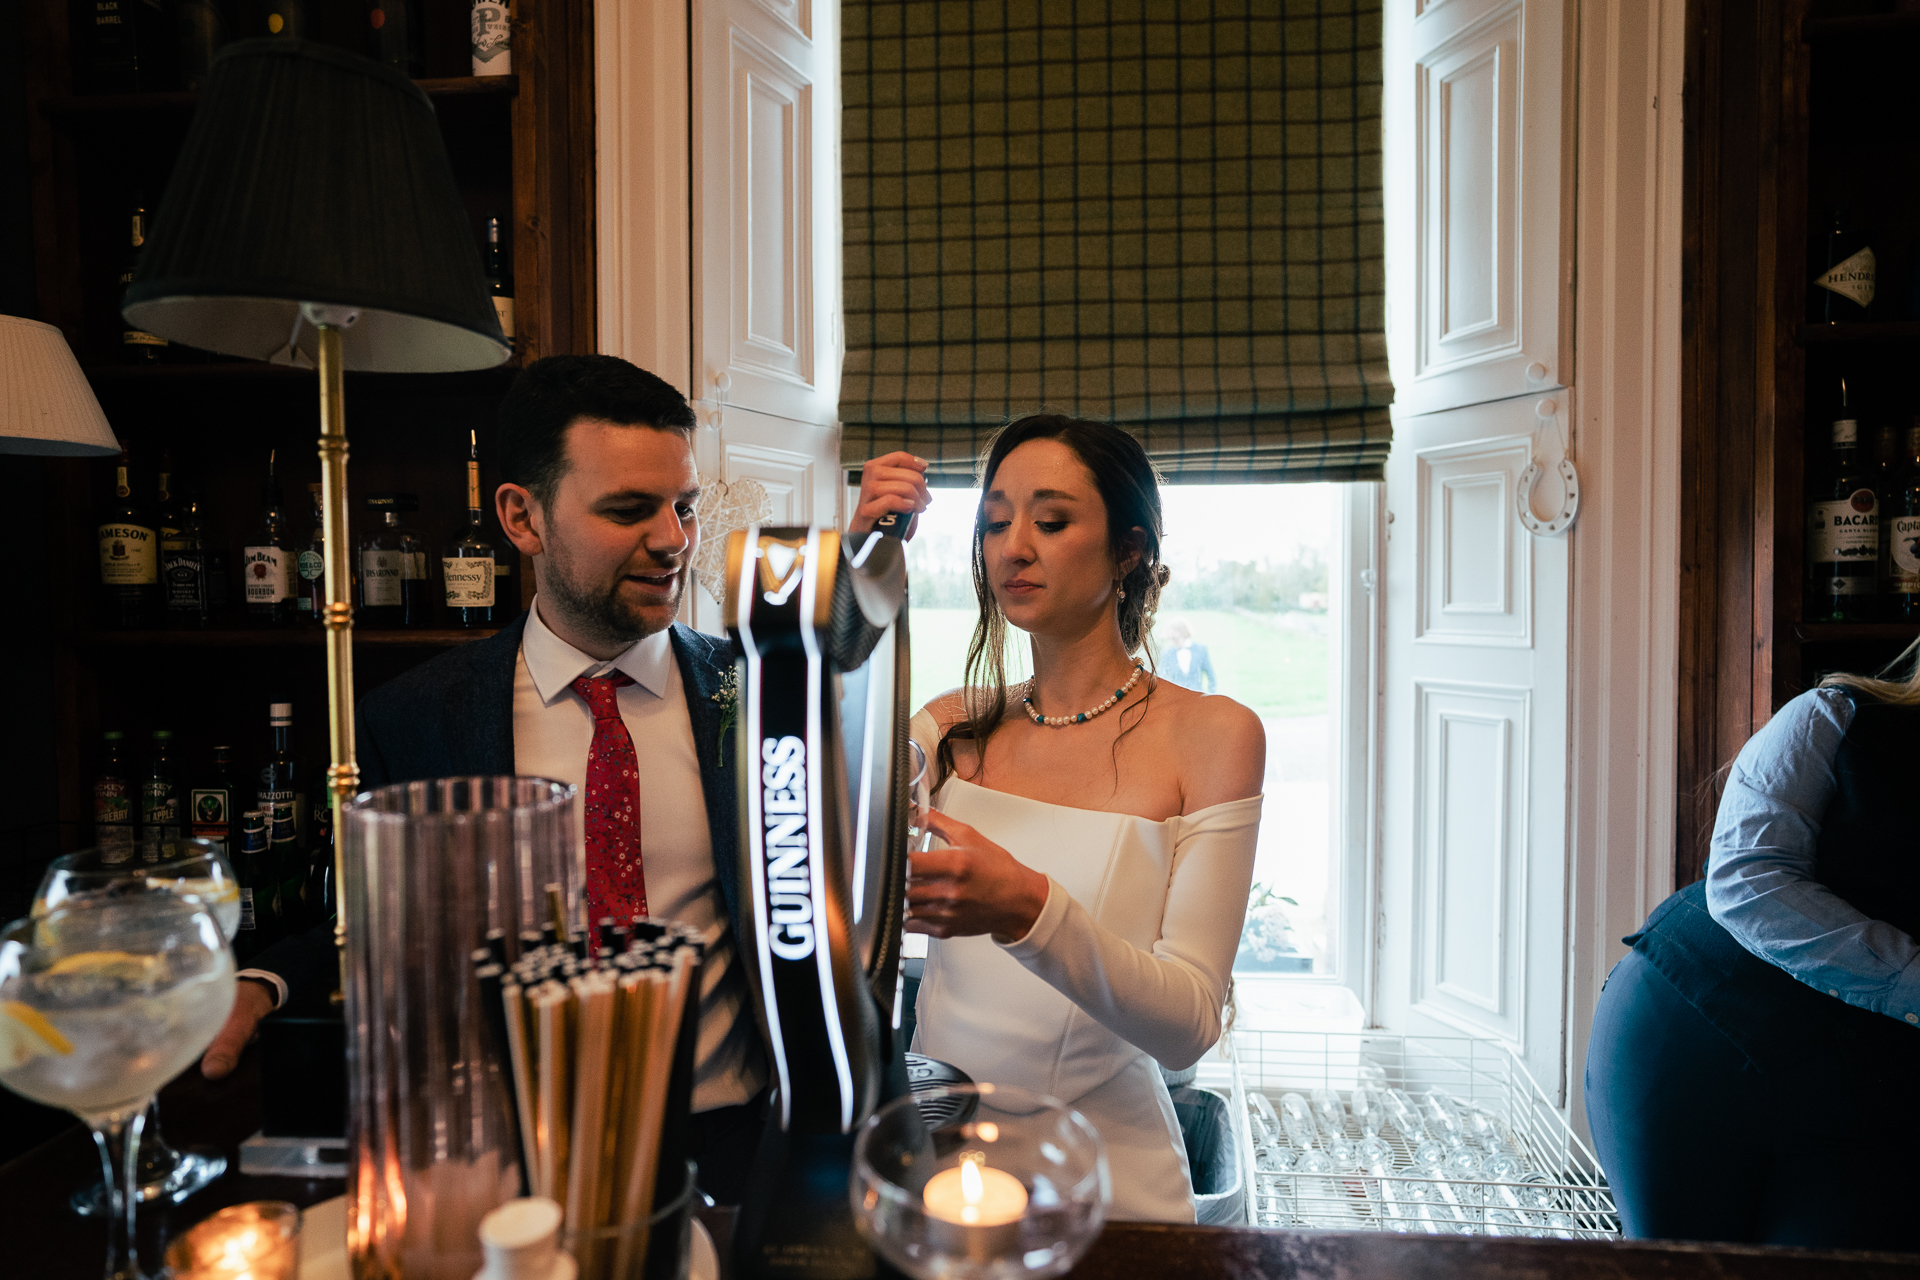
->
<box><xmin>1021</xmin><ymin>663</ymin><xmax>1147</xmax><ymax>727</ymax></box>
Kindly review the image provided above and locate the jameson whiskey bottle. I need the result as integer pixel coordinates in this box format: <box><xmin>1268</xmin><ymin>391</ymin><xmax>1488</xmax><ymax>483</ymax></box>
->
<box><xmin>1809</xmin><ymin>208</ymin><xmax>1875</xmax><ymax>325</ymax></box>
<box><xmin>190</xmin><ymin>744</ymin><xmax>241</xmax><ymax>854</ymax></box>
<box><xmin>93</xmin><ymin>730</ymin><xmax>135</xmax><ymax>864</ymax></box>
<box><xmin>485</xmin><ymin>215</ymin><xmax>514</xmax><ymax>340</ymax></box>
<box><xmin>446</xmin><ymin>430</ymin><xmax>498</xmax><ymax>626</ymax></box>
<box><xmin>121</xmin><ymin>198</ymin><xmax>168</xmax><ymax>362</ymax></box>
<box><xmin>233</xmin><ymin>809</ymin><xmax>272</xmax><ymax>959</ymax></box>
<box><xmin>244</xmin><ymin>450</ymin><xmax>295</xmax><ymax>625</ymax></box>
<box><xmin>140</xmin><ymin>728</ymin><xmax>181</xmax><ymax>862</ymax></box>
<box><xmin>298</xmin><ymin>482</ymin><xmax>326</xmax><ymax>623</ymax></box>
<box><xmin>1808</xmin><ymin>383</ymin><xmax>1880</xmax><ymax>622</ymax></box>
<box><xmin>98</xmin><ymin>450</ymin><xmax>160</xmax><ymax>629</ymax></box>
<box><xmin>360</xmin><ymin>493</ymin><xmax>430</xmax><ymax>627</ymax></box>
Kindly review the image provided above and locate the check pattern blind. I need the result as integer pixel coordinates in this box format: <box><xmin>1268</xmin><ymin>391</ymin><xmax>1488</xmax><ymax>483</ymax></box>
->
<box><xmin>840</xmin><ymin>0</ymin><xmax>1393</xmax><ymax>485</ymax></box>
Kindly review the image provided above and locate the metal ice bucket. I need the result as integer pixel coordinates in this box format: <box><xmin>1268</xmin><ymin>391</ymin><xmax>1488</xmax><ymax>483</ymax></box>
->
<box><xmin>341</xmin><ymin>776</ymin><xmax>580</xmax><ymax>1280</ymax></box>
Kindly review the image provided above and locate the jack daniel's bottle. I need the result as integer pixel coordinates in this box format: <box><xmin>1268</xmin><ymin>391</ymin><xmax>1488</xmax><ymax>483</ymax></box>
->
<box><xmin>1809</xmin><ymin>208</ymin><xmax>1875</xmax><ymax>325</ymax></box>
<box><xmin>1808</xmin><ymin>379</ymin><xmax>1880</xmax><ymax>622</ymax></box>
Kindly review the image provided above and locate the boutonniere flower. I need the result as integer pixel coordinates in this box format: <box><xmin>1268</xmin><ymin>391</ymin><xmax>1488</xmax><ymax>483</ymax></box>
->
<box><xmin>712</xmin><ymin>666</ymin><xmax>739</xmax><ymax>768</ymax></box>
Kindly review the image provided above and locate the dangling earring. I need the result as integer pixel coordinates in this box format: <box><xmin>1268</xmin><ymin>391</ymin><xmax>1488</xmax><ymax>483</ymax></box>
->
<box><xmin>1116</xmin><ymin>581</ymin><xmax>1127</xmax><ymax>601</ymax></box>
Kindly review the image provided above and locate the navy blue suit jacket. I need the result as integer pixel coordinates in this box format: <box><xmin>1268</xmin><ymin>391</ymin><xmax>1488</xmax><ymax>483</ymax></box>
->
<box><xmin>257</xmin><ymin>612</ymin><xmax>744</xmax><ymax>1008</ymax></box>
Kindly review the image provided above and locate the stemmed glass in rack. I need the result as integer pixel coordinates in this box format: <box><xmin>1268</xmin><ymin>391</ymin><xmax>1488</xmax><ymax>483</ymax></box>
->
<box><xmin>0</xmin><ymin>892</ymin><xmax>236</xmax><ymax>1280</ymax></box>
<box><xmin>36</xmin><ymin>839</ymin><xmax>241</xmax><ymax>1216</ymax></box>
<box><xmin>1310</xmin><ymin>1088</ymin><xmax>1359</xmax><ymax>1170</ymax></box>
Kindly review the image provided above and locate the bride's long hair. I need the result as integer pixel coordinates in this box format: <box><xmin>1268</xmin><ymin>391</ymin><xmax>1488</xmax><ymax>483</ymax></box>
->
<box><xmin>936</xmin><ymin>414</ymin><xmax>1172</xmax><ymax>782</ymax></box>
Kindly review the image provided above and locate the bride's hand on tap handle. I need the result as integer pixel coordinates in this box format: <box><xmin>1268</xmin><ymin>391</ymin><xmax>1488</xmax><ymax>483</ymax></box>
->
<box><xmin>907</xmin><ymin>810</ymin><xmax>1051</xmax><ymax>945</ymax></box>
<box><xmin>849</xmin><ymin>452</ymin><xmax>932</xmax><ymax>538</ymax></box>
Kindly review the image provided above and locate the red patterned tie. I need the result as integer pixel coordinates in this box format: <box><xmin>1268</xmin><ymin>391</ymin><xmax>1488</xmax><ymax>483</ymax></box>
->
<box><xmin>572</xmin><ymin>671</ymin><xmax>647</xmax><ymax>926</ymax></box>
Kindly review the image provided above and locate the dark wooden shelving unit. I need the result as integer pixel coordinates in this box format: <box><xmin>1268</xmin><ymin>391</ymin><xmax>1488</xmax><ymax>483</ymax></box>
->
<box><xmin>1795</xmin><ymin>321</ymin><xmax>1920</xmax><ymax>345</ymax></box>
<box><xmin>1797</xmin><ymin>623</ymin><xmax>1920</xmax><ymax>644</ymax></box>
<box><xmin>20</xmin><ymin>0</ymin><xmax>595</xmax><ymax>852</ymax></box>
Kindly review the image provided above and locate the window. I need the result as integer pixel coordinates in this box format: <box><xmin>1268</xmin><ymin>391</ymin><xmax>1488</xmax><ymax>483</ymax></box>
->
<box><xmin>898</xmin><ymin>483</ymin><xmax>1376</xmax><ymax>1005</ymax></box>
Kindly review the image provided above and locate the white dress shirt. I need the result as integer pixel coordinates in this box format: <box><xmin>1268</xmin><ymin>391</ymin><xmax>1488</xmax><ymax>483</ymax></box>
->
<box><xmin>515</xmin><ymin>597</ymin><xmax>765</xmax><ymax>1111</ymax></box>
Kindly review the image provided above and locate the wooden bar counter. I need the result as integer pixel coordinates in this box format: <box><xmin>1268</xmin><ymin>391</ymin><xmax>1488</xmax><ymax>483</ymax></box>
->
<box><xmin>3</xmin><ymin>1050</ymin><xmax>1915</xmax><ymax>1279</ymax></box>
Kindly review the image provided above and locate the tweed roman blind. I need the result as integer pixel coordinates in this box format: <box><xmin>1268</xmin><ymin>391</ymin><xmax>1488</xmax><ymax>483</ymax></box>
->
<box><xmin>840</xmin><ymin>1</ymin><xmax>1393</xmax><ymax>484</ymax></box>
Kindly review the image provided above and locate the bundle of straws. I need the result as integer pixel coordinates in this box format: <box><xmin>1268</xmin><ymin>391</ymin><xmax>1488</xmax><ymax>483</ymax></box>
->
<box><xmin>472</xmin><ymin>890</ymin><xmax>705</xmax><ymax>1280</ymax></box>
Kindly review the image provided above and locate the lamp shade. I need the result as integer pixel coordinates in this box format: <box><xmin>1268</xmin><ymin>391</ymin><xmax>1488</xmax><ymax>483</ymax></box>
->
<box><xmin>123</xmin><ymin>40</ymin><xmax>509</xmax><ymax>374</ymax></box>
<box><xmin>0</xmin><ymin>315</ymin><xmax>121</xmax><ymax>456</ymax></box>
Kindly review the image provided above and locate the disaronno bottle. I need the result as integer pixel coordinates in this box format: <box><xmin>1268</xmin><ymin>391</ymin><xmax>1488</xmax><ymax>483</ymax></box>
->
<box><xmin>98</xmin><ymin>450</ymin><xmax>159</xmax><ymax>629</ymax></box>
<box><xmin>445</xmin><ymin>430</ymin><xmax>497</xmax><ymax>627</ymax></box>
<box><xmin>1809</xmin><ymin>208</ymin><xmax>1874</xmax><ymax>325</ymax></box>
<box><xmin>1807</xmin><ymin>384</ymin><xmax>1880</xmax><ymax>623</ymax></box>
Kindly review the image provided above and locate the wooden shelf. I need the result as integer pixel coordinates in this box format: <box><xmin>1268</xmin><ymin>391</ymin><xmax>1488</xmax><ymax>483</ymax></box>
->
<box><xmin>1794</xmin><ymin>321</ymin><xmax>1920</xmax><ymax>346</ymax></box>
<box><xmin>68</xmin><ymin>627</ymin><xmax>500</xmax><ymax>649</ymax></box>
<box><xmin>1803</xmin><ymin>14</ymin><xmax>1920</xmax><ymax>43</ymax></box>
<box><xmin>1796</xmin><ymin>623</ymin><xmax>1920</xmax><ymax>644</ymax></box>
<box><xmin>40</xmin><ymin>75</ymin><xmax>519</xmax><ymax>120</ymax></box>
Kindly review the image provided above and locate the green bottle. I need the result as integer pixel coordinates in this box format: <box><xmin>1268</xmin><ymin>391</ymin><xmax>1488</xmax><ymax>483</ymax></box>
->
<box><xmin>139</xmin><ymin>729</ymin><xmax>181</xmax><ymax>863</ymax></box>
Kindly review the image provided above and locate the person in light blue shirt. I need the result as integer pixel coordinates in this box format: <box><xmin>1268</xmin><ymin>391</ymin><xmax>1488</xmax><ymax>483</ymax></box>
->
<box><xmin>1585</xmin><ymin>657</ymin><xmax>1920</xmax><ymax>1251</ymax></box>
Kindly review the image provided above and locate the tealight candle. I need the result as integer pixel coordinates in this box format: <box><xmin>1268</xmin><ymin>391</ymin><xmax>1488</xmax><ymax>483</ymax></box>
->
<box><xmin>165</xmin><ymin>1201</ymin><xmax>302</xmax><ymax>1280</ymax></box>
<box><xmin>923</xmin><ymin>1152</ymin><xmax>1028</xmax><ymax>1227</ymax></box>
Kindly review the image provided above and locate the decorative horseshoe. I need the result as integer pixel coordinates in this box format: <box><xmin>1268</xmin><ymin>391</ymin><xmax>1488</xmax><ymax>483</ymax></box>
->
<box><xmin>1517</xmin><ymin>398</ymin><xmax>1580</xmax><ymax>537</ymax></box>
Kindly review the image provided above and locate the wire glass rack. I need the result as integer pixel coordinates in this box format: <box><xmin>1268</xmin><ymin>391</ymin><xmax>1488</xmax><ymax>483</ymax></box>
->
<box><xmin>1193</xmin><ymin>1029</ymin><xmax>1619</xmax><ymax>1238</ymax></box>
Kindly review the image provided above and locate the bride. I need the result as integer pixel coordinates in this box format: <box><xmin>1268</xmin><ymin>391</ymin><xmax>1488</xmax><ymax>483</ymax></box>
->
<box><xmin>852</xmin><ymin>415</ymin><xmax>1265</xmax><ymax>1222</ymax></box>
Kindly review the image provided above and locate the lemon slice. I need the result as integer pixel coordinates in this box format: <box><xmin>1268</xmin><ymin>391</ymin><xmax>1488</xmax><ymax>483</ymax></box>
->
<box><xmin>45</xmin><ymin>950</ymin><xmax>152</xmax><ymax>976</ymax></box>
<box><xmin>0</xmin><ymin>1000</ymin><xmax>73</xmax><ymax>1064</ymax></box>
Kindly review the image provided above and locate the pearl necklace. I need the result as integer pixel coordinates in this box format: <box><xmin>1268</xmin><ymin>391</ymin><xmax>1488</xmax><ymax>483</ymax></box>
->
<box><xmin>1021</xmin><ymin>664</ymin><xmax>1147</xmax><ymax>727</ymax></box>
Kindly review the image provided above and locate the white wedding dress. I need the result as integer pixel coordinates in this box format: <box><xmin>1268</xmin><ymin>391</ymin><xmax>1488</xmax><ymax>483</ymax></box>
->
<box><xmin>908</xmin><ymin>712</ymin><xmax>1262</xmax><ymax>1222</ymax></box>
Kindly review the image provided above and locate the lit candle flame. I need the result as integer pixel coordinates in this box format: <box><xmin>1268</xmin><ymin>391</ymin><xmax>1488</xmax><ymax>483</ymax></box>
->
<box><xmin>960</xmin><ymin>1154</ymin><xmax>985</xmax><ymax>1224</ymax></box>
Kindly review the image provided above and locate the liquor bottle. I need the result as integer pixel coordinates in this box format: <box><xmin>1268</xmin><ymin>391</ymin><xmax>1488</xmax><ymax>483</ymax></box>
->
<box><xmin>256</xmin><ymin>0</ymin><xmax>312</xmax><ymax>39</ymax></box>
<box><xmin>93</xmin><ymin>730</ymin><xmax>135</xmax><ymax>864</ymax></box>
<box><xmin>367</xmin><ymin>0</ymin><xmax>423</xmax><ymax>76</ymax></box>
<box><xmin>189</xmin><ymin>744</ymin><xmax>241</xmax><ymax>854</ymax></box>
<box><xmin>121</xmin><ymin>198</ymin><xmax>169</xmax><ymax>362</ymax></box>
<box><xmin>174</xmin><ymin>0</ymin><xmax>223</xmax><ymax>91</ymax></box>
<box><xmin>485</xmin><ymin>215</ymin><xmax>515</xmax><ymax>340</ymax></box>
<box><xmin>163</xmin><ymin>478</ymin><xmax>215</xmax><ymax>628</ymax></box>
<box><xmin>298</xmin><ymin>482</ymin><xmax>326</xmax><ymax>624</ymax></box>
<box><xmin>233</xmin><ymin>809</ymin><xmax>273</xmax><ymax>959</ymax></box>
<box><xmin>244</xmin><ymin>450</ymin><xmax>296</xmax><ymax>625</ymax></box>
<box><xmin>1809</xmin><ymin>208</ymin><xmax>1875</xmax><ymax>325</ymax></box>
<box><xmin>360</xmin><ymin>493</ymin><xmax>430</xmax><ymax>628</ymax></box>
<box><xmin>140</xmin><ymin>728</ymin><xmax>181</xmax><ymax>862</ymax></box>
<box><xmin>446</xmin><ymin>431</ymin><xmax>498</xmax><ymax>627</ymax></box>
<box><xmin>1886</xmin><ymin>422</ymin><xmax>1920</xmax><ymax>622</ymax></box>
<box><xmin>1807</xmin><ymin>382</ymin><xmax>1880</xmax><ymax>622</ymax></box>
<box><xmin>471</xmin><ymin>0</ymin><xmax>510</xmax><ymax>74</ymax></box>
<box><xmin>72</xmin><ymin>0</ymin><xmax>170</xmax><ymax>95</ymax></box>
<box><xmin>98</xmin><ymin>449</ymin><xmax>160</xmax><ymax>629</ymax></box>
<box><xmin>257</xmin><ymin>702</ymin><xmax>306</xmax><ymax>852</ymax></box>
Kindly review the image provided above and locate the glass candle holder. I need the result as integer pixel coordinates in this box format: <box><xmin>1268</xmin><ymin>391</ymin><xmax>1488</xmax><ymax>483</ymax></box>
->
<box><xmin>852</xmin><ymin>1083</ymin><xmax>1108</xmax><ymax>1280</ymax></box>
<box><xmin>165</xmin><ymin>1201</ymin><xmax>302</xmax><ymax>1280</ymax></box>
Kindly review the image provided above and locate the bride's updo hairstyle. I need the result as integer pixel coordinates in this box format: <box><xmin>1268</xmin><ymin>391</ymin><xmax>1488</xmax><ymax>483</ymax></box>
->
<box><xmin>938</xmin><ymin>414</ymin><xmax>1172</xmax><ymax>781</ymax></box>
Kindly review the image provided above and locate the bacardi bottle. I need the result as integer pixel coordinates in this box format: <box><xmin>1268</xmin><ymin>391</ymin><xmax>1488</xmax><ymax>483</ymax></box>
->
<box><xmin>98</xmin><ymin>450</ymin><xmax>160</xmax><ymax>629</ymax></box>
<box><xmin>445</xmin><ymin>431</ymin><xmax>497</xmax><ymax>627</ymax></box>
<box><xmin>93</xmin><ymin>730</ymin><xmax>135</xmax><ymax>863</ymax></box>
<box><xmin>1808</xmin><ymin>385</ymin><xmax>1881</xmax><ymax>622</ymax></box>
<box><xmin>140</xmin><ymin>728</ymin><xmax>181</xmax><ymax>862</ymax></box>
<box><xmin>243</xmin><ymin>450</ymin><xmax>295</xmax><ymax>625</ymax></box>
<box><xmin>360</xmin><ymin>492</ymin><xmax>430</xmax><ymax>627</ymax></box>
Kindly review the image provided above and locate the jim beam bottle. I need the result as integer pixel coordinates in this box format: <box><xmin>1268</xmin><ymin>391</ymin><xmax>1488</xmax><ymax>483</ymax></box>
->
<box><xmin>244</xmin><ymin>450</ymin><xmax>295</xmax><ymax>625</ymax></box>
<box><xmin>93</xmin><ymin>730</ymin><xmax>136</xmax><ymax>864</ymax></box>
<box><xmin>1808</xmin><ymin>384</ymin><xmax>1880</xmax><ymax>622</ymax></box>
<box><xmin>1810</xmin><ymin>208</ymin><xmax>1875</xmax><ymax>325</ymax></box>
<box><xmin>360</xmin><ymin>493</ymin><xmax>430</xmax><ymax>627</ymax></box>
<box><xmin>140</xmin><ymin>728</ymin><xmax>181</xmax><ymax>862</ymax></box>
<box><xmin>121</xmin><ymin>198</ymin><xmax>168</xmax><ymax>362</ymax></box>
<box><xmin>98</xmin><ymin>450</ymin><xmax>160</xmax><ymax>629</ymax></box>
<box><xmin>446</xmin><ymin>431</ymin><xmax>498</xmax><ymax>626</ymax></box>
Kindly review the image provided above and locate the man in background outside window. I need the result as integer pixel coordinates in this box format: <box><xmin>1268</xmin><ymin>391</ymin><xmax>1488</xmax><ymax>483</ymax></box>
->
<box><xmin>1159</xmin><ymin>619</ymin><xmax>1218</xmax><ymax>693</ymax></box>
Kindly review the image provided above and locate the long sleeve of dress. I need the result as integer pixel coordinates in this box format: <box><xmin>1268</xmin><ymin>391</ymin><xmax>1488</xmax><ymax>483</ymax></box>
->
<box><xmin>997</xmin><ymin>796</ymin><xmax>1261</xmax><ymax>1071</ymax></box>
<box><xmin>1706</xmin><ymin>685</ymin><xmax>1920</xmax><ymax>1025</ymax></box>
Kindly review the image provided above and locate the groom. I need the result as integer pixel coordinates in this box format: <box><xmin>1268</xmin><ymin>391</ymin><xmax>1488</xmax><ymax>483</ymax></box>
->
<box><xmin>201</xmin><ymin>355</ymin><xmax>769</xmax><ymax>1200</ymax></box>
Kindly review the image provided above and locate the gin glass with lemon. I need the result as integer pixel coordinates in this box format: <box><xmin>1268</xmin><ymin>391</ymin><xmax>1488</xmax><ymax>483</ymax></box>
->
<box><xmin>35</xmin><ymin>839</ymin><xmax>241</xmax><ymax>1212</ymax></box>
<box><xmin>1</xmin><ymin>893</ymin><xmax>235</xmax><ymax>1280</ymax></box>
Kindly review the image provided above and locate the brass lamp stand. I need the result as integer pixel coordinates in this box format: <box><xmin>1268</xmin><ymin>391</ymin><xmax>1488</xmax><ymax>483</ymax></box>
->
<box><xmin>315</xmin><ymin>320</ymin><xmax>358</xmax><ymax>969</ymax></box>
